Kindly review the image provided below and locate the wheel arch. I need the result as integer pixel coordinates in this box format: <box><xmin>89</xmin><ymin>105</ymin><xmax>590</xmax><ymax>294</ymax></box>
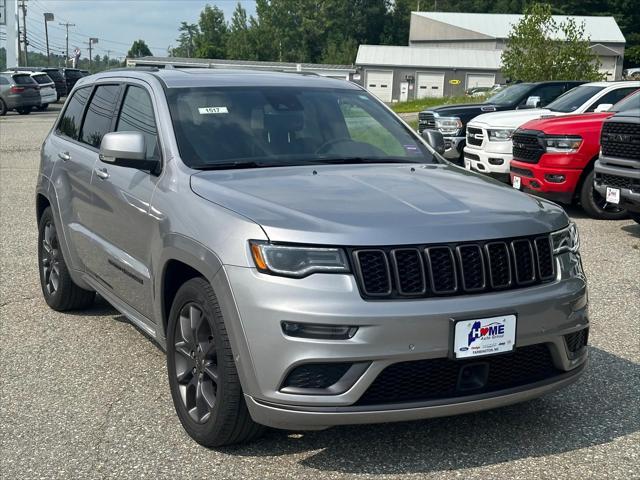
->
<box><xmin>573</xmin><ymin>154</ymin><xmax>600</xmax><ymax>201</ymax></box>
<box><xmin>36</xmin><ymin>193</ymin><xmax>51</xmax><ymax>222</ymax></box>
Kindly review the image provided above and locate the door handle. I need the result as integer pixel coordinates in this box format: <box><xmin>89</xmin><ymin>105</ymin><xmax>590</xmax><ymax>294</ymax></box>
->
<box><xmin>94</xmin><ymin>167</ymin><xmax>110</xmax><ymax>180</ymax></box>
<box><xmin>58</xmin><ymin>151</ymin><xmax>71</xmax><ymax>161</ymax></box>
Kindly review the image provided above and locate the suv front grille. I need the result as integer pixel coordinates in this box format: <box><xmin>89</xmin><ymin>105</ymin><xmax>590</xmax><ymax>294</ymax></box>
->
<box><xmin>512</xmin><ymin>131</ymin><xmax>544</xmax><ymax>163</ymax></box>
<box><xmin>355</xmin><ymin>344</ymin><xmax>560</xmax><ymax>405</ymax></box>
<box><xmin>467</xmin><ymin>127</ymin><xmax>484</xmax><ymax>146</ymax></box>
<box><xmin>350</xmin><ymin>235</ymin><xmax>555</xmax><ymax>300</ymax></box>
<box><xmin>601</xmin><ymin>121</ymin><xmax>640</xmax><ymax>160</ymax></box>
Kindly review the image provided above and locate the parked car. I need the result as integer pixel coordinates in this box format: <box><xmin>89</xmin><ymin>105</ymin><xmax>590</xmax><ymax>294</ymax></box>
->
<box><xmin>30</xmin><ymin>72</ymin><xmax>57</xmax><ymax>111</ymax></box>
<box><xmin>79</xmin><ymin>69</ymin><xmax>90</xmax><ymax>77</ymax></box>
<box><xmin>510</xmin><ymin>90</ymin><xmax>640</xmax><ymax>220</ymax></box>
<box><xmin>465</xmin><ymin>86</ymin><xmax>492</xmax><ymax>97</ymax></box>
<box><xmin>61</xmin><ymin>68</ymin><xmax>83</xmax><ymax>92</ymax></box>
<box><xmin>9</xmin><ymin>67</ymin><xmax>67</xmax><ymax>101</ymax></box>
<box><xmin>594</xmin><ymin>103</ymin><xmax>640</xmax><ymax>224</ymax></box>
<box><xmin>464</xmin><ymin>81</ymin><xmax>640</xmax><ymax>182</ymax></box>
<box><xmin>36</xmin><ymin>68</ymin><xmax>589</xmax><ymax>446</ymax></box>
<box><xmin>0</xmin><ymin>71</ymin><xmax>41</xmax><ymax>115</ymax></box>
<box><xmin>418</xmin><ymin>81</ymin><xmax>585</xmax><ymax>164</ymax></box>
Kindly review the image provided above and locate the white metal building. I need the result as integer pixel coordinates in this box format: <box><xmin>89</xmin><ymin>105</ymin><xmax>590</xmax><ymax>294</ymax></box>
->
<box><xmin>356</xmin><ymin>11</ymin><xmax>626</xmax><ymax>102</ymax></box>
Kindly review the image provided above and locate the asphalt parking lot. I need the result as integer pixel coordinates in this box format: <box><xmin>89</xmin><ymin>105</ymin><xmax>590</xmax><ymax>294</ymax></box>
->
<box><xmin>1</xmin><ymin>106</ymin><xmax>638</xmax><ymax>480</ymax></box>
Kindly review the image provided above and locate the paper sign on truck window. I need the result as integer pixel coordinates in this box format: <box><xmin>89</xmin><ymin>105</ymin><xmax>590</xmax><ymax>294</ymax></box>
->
<box><xmin>198</xmin><ymin>107</ymin><xmax>229</xmax><ymax>114</ymax></box>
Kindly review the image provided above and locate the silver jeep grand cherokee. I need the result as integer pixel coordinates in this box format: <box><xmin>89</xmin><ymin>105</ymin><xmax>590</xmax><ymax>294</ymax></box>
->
<box><xmin>36</xmin><ymin>68</ymin><xmax>589</xmax><ymax>446</ymax></box>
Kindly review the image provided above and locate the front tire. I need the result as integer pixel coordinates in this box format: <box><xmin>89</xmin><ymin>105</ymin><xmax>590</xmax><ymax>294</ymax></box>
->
<box><xmin>38</xmin><ymin>207</ymin><xmax>95</xmax><ymax>311</ymax></box>
<box><xmin>166</xmin><ymin>277</ymin><xmax>264</xmax><ymax>447</ymax></box>
<box><xmin>0</xmin><ymin>99</ymin><xmax>7</xmax><ymax>116</ymax></box>
<box><xmin>579</xmin><ymin>170</ymin><xmax>627</xmax><ymax>220</ymax></box>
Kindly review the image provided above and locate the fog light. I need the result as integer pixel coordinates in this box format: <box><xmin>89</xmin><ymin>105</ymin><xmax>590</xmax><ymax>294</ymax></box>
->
<box><xmin>530</xmin><ymin>180</ymin><xmax>541</xmax><ymax>188</ymax></box>
<box><xmin>488</xmin><ymin>157</ymin><xmax>504</xmax><ymax>165</ymax></box>
<box><xmin>281</xmin><ymin>321</ymin><xmax>358</xmax><ymax>340</ymax></box>
<box><xmin>545</xmin><ymin>173</ymin><xmax>566</xmax><ymax>183</ymax></box>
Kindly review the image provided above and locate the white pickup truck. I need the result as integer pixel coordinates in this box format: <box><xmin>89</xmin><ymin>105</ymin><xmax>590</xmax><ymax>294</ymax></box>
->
<box><xmin>463</xmin><ymin>81</ymin><xmax>640</xmax><ymax>182</ymax></box>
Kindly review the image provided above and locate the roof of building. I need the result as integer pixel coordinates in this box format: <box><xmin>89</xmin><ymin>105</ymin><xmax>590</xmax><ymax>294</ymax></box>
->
<box><xmin>355</xmin><ymin>45</ymin><xmax>502</xmax><ymax>70</ymax></box>
<box><xmin>412</xmin><ymin>12</ymin><xmax>625</xmax><ymax>44</ymax></box>
<box><xmin>128</xmin><ymin>56</ymin><xmax>356</xmax><ymax>72</ymax></box>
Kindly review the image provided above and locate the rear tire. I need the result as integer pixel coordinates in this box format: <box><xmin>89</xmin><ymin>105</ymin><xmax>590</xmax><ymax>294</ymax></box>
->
<box><xmin>629</xmin><ymin>212</ymin><xmax>640</xmax><ymax>224</ymax></box>
<box><xmin>38</xmin><ymin>207</ymin><xmax>95</xmax><ymax>311</ymax></box>
<box><xmin>0</xmin><ymin>99</ymin><xmax>7</xmax><ymax>116</ymax></box>
<box><xmin>37</xmin><ymin>104</ymin><xmax>49</xmax><ymax>111</ymax></box>
<box><xmin>166</xmin><ymin>277</ymin><xmax>265</xmax><ymax>447</ymax></box>
<box><xmin>16</xmin><ymin>107</ymin><xmax>31</xmax><ymax>115</ymax></box>
<box><xmin>579</xmin><ymin>170</ymin><xmax>627</xmax><ymax>220</ymax></box>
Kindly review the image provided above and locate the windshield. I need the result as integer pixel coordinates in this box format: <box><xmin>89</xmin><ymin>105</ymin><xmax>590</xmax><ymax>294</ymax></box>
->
<box><xmin>547</xmin><ymin>85</ymin><xmax>605</xmax><ymax>113</ymax></box>
<box><xmin>167</xmin><ymin>87</ymin><xmax>435</xmax><ymax>169</ymax></box>
<box><xmin>32</xmin><ymin>74</ymin><xmax>53</xmax><ymax>85</ymax></box>
<box><xmin>484</xmin><ymin>83</ymin><xmax>532</xmax><ymax>105</ymax></box>
<box><xmin>13</xmin><ymin>74</ymin><xmax>36</xmax><ymax>85</ymax></box>
<box><xmin>612</xmin><ymin>89</ymin><xmax>640</xmax><ymax>112</ymax></box>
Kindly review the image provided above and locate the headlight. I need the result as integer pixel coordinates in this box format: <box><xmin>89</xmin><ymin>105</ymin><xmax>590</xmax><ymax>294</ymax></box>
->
<box><xmin>544</xmin><ymin>136</ymin><xmax>582</xmax><ymax>153</ymax></box>
<box><xmin>551</xmin><ymin>222</ymin><xmax>580</xmax><ymax>254</ymax></box>
<box><xmin>434</xmin><ymin>116</ymin><xmax>462</xmax><ymax>135</ymax></box>
<box><xmin>250</xmin><ymin>242</ymin><xmax>350</xmax><ymax>278</ymax></box>
<box><xmin>487</xmin><ymin>129</ymin><xmax>514</xmax><ymax>141</ymax></box>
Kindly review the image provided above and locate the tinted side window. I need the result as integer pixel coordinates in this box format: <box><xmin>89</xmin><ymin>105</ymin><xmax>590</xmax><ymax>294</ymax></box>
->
<box><xmin>80</xmin><ymin>85</ymin><xmax>121</xmax><ymax>148</ymax></box>
<box><xmin>13</xmin><ymin>75</ymin><xmax>36</xmax><ymax>85</ymax></box>
<box><xmin>116</xmin><ymin>86</ymin><xmax>160</xmax><ymax>160</ymax></box>
<box><xmin>0</xmin><ymin>76</ymin><xmax>9</xmax><ymax>85</ymax></box>
<box><xmin>532</xmin><ymin>84</ymin><xmax>565</xmax><ymax>106</ymax></box>
<box><xmin>56</xmin><ymin>87</ymin><xmax>91</xmax><ymax>140</ymax></box>
<box><xmin>586</xmin><ymin>88</ymin><xmax>639</xmax><ymax>112</ymax></box>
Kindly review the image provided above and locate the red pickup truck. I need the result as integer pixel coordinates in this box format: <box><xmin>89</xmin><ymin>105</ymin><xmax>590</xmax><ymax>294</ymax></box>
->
<box><xmin>510</xmin><ymin>89</ymin><xmax>639</xmax><ymax>219</ymax></box>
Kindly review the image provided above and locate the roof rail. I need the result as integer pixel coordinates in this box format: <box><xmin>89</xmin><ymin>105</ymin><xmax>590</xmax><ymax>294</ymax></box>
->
<box><xmin>107</xmin><ymin>66</ymin><xmax>160</xmax><ymax>73</ymax></box>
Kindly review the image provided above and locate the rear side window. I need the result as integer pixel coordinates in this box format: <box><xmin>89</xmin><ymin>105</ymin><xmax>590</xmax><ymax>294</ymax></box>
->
<box><xmin>56</xmin><ymin>87</ymin><xmax>91</xmax><ymax>140</ymax></box>
<box><xmin>116</xmin><ymin>85</ymin><xmax>160</xmax><ymax>160</ymax></box>
<box><xmin>13</xmin><ymin>75</ymin><xmax>36</xmax><ymax>85</ymax></box>
<box><xmin>80</xmin><ymin>85</ymin><xmax>121</xmax><ymax>148</ymax></box>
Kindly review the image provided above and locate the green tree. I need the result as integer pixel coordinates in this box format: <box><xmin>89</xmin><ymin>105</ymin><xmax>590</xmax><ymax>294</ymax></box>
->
<box><xmin>226</xmin><ymin>3</ymin><xmax>255</xmax><ymax>60</ymax></box>
<box><xmin>127</xmin><ymin>39</ymin><xmax>153</xmax><ymax>58</ymax></box>
<box><xmin>172</xmin><ymin>22</ymin><xmax>199</xmax><ymax>57</ymax></box>
<box><xmin>194</xmin><ymin>4</ymin><xmax>228</xmax><ymax>59</ymax></box>
<box><xmin>501</xmin><ymin>3</ymin><xmax>602</xmax><ymax>81</ymax></box>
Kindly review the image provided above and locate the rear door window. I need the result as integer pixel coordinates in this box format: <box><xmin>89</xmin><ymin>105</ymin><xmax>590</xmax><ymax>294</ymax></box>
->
<box><xmin>80</xmin><ymin>84</ymin><xmax>122</xmax><ymax>148</ymax></box>
<box><xmin>531</xmin><ymin>84</ymin><xmax>565</xmax><ymax>107</ymax></box>
<box><xmin>115</xmin><ymin>85</ymin><xmax>160</xmax><ymax>160</ymax></box>
<box><xmin>56</xmin><ymin>87</ymin><xmax>91</xmax><ymax>140</ymax></box>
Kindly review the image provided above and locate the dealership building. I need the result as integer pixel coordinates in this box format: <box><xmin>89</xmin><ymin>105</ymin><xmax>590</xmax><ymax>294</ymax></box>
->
<box><xmin>356</xmin><ymin>11</ymin><xmax>626</xmax><ymax>102</ymax></box>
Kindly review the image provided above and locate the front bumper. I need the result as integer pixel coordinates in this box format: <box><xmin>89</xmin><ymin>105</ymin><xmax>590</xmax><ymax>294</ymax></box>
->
<box><xmin>219</xmin><ymin>255</ymin><xmax>588</xmax><ymax>430</ymax></box>
<box><xmin>40</xmin><ymin>90</ymin><xmax>57</xmax><ymax>105</ymax></box>
<box><xmin>510</xmin><ymin>158</ymin><xmax>582</xmax><ymax>205</ymax></box>
<box><xmin>594</xmin><ymin>159</ymin><xmax>640</xmax><ymax>213</ymax></box>
<box><xmin>463</xmin><ymin>141</ymin><xmax>513</xmax><ymax>181</ymax></box>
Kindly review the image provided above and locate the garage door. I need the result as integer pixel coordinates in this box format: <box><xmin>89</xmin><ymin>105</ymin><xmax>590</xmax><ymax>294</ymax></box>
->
<box><xmin>466</xmin><ymin>73</ymin><xmax>495</xmax><ymax>89</ymax></box>
<box><xmin>365</xmin><ymin>70</ymin><xmax>393</xmax><ymax>102</ymax></box>
<box><xmin>416</xmin><ymin>72</ymin><xmax>445</xmax><ymax>99</ymax></box>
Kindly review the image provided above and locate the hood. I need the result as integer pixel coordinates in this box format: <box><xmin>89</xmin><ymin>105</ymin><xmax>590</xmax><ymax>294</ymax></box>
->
<box><xmin>426</xmin><ymin>103</ymin><xmax>502</xmax><ymax>123</ymax></box>
<box><xmin>190</xmin><ymin>164</ymin><xmax>568</xmax><ymax>246</ymax></box>
<box><xmin>470</xmin><ymin>108</ymin><xmax>558</xmax><ymax>129</ymax></box>
<box><xmin>520</xmin><ymin>112</ymin><xmax>612</xmax><ymax>133</ymax></box>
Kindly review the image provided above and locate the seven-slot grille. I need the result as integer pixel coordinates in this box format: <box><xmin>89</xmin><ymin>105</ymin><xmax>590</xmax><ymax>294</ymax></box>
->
<box><xmin>512</xmin><ymin>131</ymin><xmax>544</xmax><ymax>163</ymax></box>
<box><xmin>601</xmin><ymin>121</ymin><xmax>640</xmax><ymax>160</ymax></box>
<box><xmin>350</xmin><ymin>235</ymin><xmax>555</xmax><ymax>300</ymax></box>
<box><xmin>418</xmin><ymin>111</ymin><xmax>436</xmax><ymax>132</ymax></box>
<box><xmin>467</xmin><ymin>126</ymin><xmax>484</xmax><ymax>146</ymax></box>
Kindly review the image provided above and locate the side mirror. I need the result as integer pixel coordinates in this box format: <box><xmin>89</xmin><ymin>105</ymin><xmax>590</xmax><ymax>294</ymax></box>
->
<box><xmin>99</xmin><ymin>131</ymin><xmax>156</xmax><ymax>170</ymax></box>
<box><xmin>421</xmin><ymin>129</ymin><xmax>446</xmax><ymax>155</ymax></box>
<box><xmin>524</xmin><ymin>96</ymin><xmax>541</xmax><ymax>109</ymax></box>
<box><xmin>594</xmin><ymin>103</ymin><xmax>613</xmax><ymax>113</ymax></box>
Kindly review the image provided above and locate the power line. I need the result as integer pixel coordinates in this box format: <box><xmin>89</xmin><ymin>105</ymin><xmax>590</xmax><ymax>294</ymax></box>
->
<box><xmin>59</xmin><ymin>21</ymin><xmax>76</xmax><ymax>67</ymax></box>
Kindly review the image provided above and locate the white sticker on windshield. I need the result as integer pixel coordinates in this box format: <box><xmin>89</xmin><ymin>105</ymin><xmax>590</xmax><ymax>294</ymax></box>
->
<box><xmin>198</xmin><ymin>106</ymin><xmax>229</xmax><ymax>114</ymax></box>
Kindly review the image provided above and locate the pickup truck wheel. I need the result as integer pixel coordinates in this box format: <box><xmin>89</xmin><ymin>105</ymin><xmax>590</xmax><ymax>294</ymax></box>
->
<box><xmin>167</xmin><ymin>278</ymin><xmax>264</xmax><ymax>447</ymax></box>
<box><xmin>0</xmin><ymin>99</ymin><xmax>7</xmax><ymax>116</ymax></box>
<box><xmin>16</xmin><ymin>107</ymin><xmax>31</xmax><ymax>115</ymax></box>
<box><xmin>629</xmin><ymin>212</ymin><xmax>640</xmax><ymax>224</ymax></box>
<box><xmin>38</xmin><ymin>207</ymin><xmax>96</xmax><ymax>311</ymax></box>
<box><xmin>579</xmin><ymin>170</ymin><xmax>627</xmax><ymax>220</ymax></box>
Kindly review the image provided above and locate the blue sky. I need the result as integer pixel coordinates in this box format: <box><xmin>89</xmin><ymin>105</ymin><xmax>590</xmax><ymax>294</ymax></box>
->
<box><xmin>18</xmin><ymin>0</ymin><xmax>257</xmax><ymax>59</ymax></box>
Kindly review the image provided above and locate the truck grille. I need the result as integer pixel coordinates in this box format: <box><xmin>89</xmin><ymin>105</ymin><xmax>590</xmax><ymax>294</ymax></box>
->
<box><xmin>467</xmin><ymin>127</ymin><xmax>484</xmax><ymax>146</ymax></box>
<box><xmin>355</xmin><ymin>343</ymin><xmax>560</xmax><ymax>405</ymax></box>
<box><xmin>350</xmin><ymin>235</ymin><xmax>555</xmax><ymax>300</ymax></box>
<box><xmin>510</xmin><ymin>165</ymin><xmax>534</xmax><ymax>177</ymax></box>
<box><xmin>601</xmin><ymin>121</ymin><xmax>640</xmax><ymax>160</ymax></box>
<box><xmin>512</xmin><ymin>131</ymin><xmax>544</xmax><ymax>164</ymax></box>
<box><xmin>418</xmin><ymin>112</ymin><xmax>436</xmax><ymax>132</ymax></box>
<box><xmin>596</xmin><ymin>173</ymin><xmax>640</xmax><ymax>193</ymax></box>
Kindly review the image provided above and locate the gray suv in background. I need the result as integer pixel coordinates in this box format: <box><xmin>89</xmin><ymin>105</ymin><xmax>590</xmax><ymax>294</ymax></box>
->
<box><xmin>36</xmin><ymin>68</ymin><xmax>589</xmax><ymax>446</ymax></box>
<box><xmin>0</xmin><ymin>72</ymin><xmax>41</xmax><ymax>115</ymax></box>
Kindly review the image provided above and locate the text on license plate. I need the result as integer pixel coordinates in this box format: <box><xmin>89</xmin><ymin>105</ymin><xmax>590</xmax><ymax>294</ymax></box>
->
<box><xmin>453</xmin><ymin>315</ymin><xmax>516</xmax><ymax>359</ymax></box>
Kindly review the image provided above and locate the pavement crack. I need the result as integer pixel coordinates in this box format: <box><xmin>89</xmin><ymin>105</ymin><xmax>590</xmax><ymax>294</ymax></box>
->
<box><xmin>91</xmin><ymin>385</ymin><xmax>127</xmax><ymax>478</ymax></box>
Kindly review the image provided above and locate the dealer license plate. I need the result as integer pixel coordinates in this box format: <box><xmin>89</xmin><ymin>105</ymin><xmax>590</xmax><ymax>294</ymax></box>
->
<box><xmin>512</xmin><ymin>176</ymin><xmax>521</xmax><ymax>189</ymax></box>
<box><xmin>606</xmin><ymin>187</ymin><xmax>620</xmax><ymax>204</ymax></box>
<box><xmin>453</xmin><ymin>315</ymin><xmax>516</xmax><ymax>359</ymax></box>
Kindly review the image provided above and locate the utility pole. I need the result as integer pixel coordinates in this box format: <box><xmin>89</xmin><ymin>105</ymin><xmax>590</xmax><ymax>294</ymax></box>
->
<box><xmin>44</xmin><ymin>12</ymin><xmax>54</xmax><ymax>66</ymax></box>
<box><xmin>106</xmin><ymin>50</ymin><xmax>112</xmax><ymax>68</ymax></box>
<box><xmin>59</xmin><ymin>21</ymin><xmax>75</xmax><ymax>67</ymax></box>
<box><xmin>18</xmin><ymin>0</ymin><xmax>27</xmax><ymax>66</ymax></box>
<box><xmin>85</xmin><ymin>37</ymin><xmax>98</xmax><ymax>70</ymax></box>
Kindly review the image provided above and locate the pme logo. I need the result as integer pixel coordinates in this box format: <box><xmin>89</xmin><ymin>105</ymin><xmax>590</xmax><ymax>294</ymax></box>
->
<box><xmin>467</xmin><ymin>321</ymin><xmax>505</xmax><ymax>346</ymax></box>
